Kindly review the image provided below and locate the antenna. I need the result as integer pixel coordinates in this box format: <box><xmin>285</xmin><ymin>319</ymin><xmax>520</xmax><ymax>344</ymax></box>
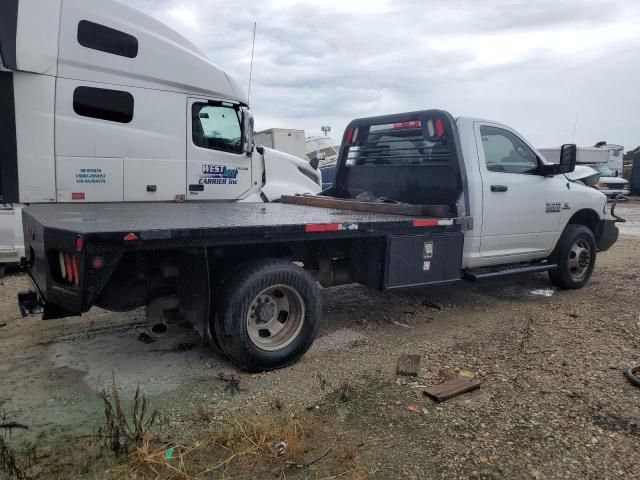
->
<box><xmin>571</xmin><ymin>112</ymin><xmax>579</xmax><ymax>143</ymax></box>
<box><xmin>247</xmin><ymin>22</ymin><xmax>257</xmax><ymax>106</ymax></box>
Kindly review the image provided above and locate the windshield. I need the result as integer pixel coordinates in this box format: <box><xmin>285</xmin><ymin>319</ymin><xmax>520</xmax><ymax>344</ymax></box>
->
<box><xmin>591</xmin><ymin>165</ymin><xmax>615</xmax><ymax>177</ymax></box>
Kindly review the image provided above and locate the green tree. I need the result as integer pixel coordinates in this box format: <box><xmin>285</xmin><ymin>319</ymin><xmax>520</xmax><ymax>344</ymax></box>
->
<box><xmin>624</xmin><ymin>146</ymin><xmax>640</xmax><ymax>163</ymax></box>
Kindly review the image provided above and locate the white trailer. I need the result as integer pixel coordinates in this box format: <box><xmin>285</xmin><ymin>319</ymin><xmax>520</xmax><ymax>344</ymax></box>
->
<box><xmin>0</xmin><ymin>0</ymin><xmax>321</xmax><ymax>266</ymax></box>
<box><xmin>254</xmin><ymin>129</ymin><xmax>306</xmax><ymax>160</ymax></box>
<box><xmin>538</xmin><ymin>147</ymin><xmax>609</xmax><ymax>165</ymax></box>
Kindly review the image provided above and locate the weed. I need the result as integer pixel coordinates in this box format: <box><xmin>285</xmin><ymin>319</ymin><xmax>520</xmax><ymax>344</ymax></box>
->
<box><xmin>190</xmin><ymin>406</ymin><xmax>218</xmax><ymax>423</ymax></box>
<box><xmin>98</xmin><ymin>373</ymin><xmax>159</xmax><ymax>455</ymax></box>
<box><xmin>339</xmin><ymin>382</ymin><xmax>357</xmax><ymax>402</ymax></box>
<box><xmin>271</xmin><ymin>398</ymin><xmax>285</xmax><ymax>411</ymax></box>
<box><xmin>0</xmin><ymin>414</ymin><xmax>36</xmax><ymax>480</ymax></box>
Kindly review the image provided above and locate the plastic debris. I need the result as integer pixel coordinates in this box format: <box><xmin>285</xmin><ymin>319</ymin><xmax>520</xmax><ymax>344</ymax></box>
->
<box><xmin>274</xmin><ymin>441</ymin><xmax>288</xmax><ymax>456</ymax></box>
<box><xmin>164</xmin><ymin>447</ymin><xmax>175</xmax><ymax>460</ymax></box>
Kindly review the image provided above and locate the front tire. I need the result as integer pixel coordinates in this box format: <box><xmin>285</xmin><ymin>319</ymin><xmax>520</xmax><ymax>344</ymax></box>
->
<box><xmin>548</xmin><ymin>224</ymin><xmax>596</xmax><ymax>289</ymax></box>
<box><xmin>212</xmin><ymin>259</ymin><xmax>321</xmax><ymax>372</ymax></box>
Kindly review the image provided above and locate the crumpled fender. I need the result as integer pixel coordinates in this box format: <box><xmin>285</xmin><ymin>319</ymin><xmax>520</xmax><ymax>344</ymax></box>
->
<box><xmin>565</xmin><ymin>165</ymin><xmax>600</xmax><ymax>186</ymax></box>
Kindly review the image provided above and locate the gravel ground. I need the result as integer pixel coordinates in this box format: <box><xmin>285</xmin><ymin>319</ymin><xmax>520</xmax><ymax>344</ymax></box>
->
<box><xmin>1</xmin><ymin>201</ymin><xmax>639</xmax><ymax>479</ymax></box>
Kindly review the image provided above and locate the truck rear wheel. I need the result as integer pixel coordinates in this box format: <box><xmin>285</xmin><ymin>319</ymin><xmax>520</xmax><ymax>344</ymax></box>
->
<box><xmin>212</xmin><ymin>259</ymin><xmax>321</xmax><ymax>372</ymax></box>
<box><xmin>548</xmin><ymin>224</ymin><xmax>596</xmax><ymax>289</ymax></box>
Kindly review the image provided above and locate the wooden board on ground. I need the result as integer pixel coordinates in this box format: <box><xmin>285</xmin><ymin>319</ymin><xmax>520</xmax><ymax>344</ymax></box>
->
<box><xmin>423</xmin><ymin>378</ymin><xmax>481</xmax><ymax>402</ymax></box>
<box><xmin>280</xmin><ymin>195</ymin><xmax>450</xmax><ymax>218</ymax></box>
<box><xmin>396</xmin><ymin>355</ymin><xmax>422</xmax><ymax>376</ymax></box>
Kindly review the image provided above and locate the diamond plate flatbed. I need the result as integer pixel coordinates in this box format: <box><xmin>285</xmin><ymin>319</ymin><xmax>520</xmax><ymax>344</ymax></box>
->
<box><xmin>23</xmin><ymin>202</ymin><xmax>464</xmax><ymax>244</ymax></box>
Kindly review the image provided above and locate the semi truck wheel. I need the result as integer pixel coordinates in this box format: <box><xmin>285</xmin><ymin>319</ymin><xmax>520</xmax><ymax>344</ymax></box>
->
<box><xmin>212</xmin><ymin>259</ymin><xmax>321</xmax><ymax>372</ymax></box>
<box><xmin>548</xmin><ymin>224</ymin><xmax>596</xmax><ymax>289</ymax></box>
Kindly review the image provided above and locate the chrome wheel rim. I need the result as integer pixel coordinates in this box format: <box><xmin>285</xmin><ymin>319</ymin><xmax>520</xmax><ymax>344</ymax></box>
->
<box><xmin>246</xmin><ymin>285</ymin><xmax>305</xmax><ymax>351</ymax></box>
<box><xmin>567</xmin><ymin>239</ymin><xmax>591</xmax><ymax>281</ymax></box>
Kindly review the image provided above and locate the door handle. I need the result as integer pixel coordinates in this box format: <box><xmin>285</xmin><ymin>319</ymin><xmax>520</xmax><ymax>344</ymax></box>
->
<box><xmin>491</xmin><ymin>185</ymin><xmax>508</xmax><ymax>192</ymax></box>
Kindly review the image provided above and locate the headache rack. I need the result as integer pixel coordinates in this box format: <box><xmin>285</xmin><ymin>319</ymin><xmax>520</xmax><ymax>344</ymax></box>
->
<box><xmin>331</xmin><ymin>110</ymin><xmax>467</xmax><ymax>213</ymax></box>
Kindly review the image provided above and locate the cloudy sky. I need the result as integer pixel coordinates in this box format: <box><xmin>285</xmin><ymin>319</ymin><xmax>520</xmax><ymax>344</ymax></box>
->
<box><xmin>125</xmin><ymin>0</ymin><xmax>640</xmax><ymax>150</ymax></box>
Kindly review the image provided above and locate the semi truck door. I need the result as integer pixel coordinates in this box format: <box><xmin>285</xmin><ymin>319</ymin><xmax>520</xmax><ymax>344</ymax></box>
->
<box><xmin>186</xmin><ymin>98</ymin><xmax>252</xmax><ymax>200</ymax></box>
<box><xmin>475</xmin><ymin>122</ymin><xmax>564</xmax><ymax>260</ymax></box>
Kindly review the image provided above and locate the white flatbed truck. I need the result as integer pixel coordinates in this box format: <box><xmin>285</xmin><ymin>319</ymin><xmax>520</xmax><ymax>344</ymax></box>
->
<box><xmin>19</xmin><ymin>110</ymin><xmax>621</xmax><ymax>372</ymax></box>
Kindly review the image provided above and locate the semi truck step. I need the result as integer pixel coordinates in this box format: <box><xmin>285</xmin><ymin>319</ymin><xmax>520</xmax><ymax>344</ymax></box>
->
<box><xmin>464</xmin><ymin>263</ymin><xmax>558</xmax><ymax>281</ymax></box>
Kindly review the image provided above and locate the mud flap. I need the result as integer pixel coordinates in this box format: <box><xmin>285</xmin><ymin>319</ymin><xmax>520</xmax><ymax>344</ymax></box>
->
<box><xmin>597</xmin><ymin>220</ymin><xmax>619</xmax><ymax>252</ymax></box>
<box><xmin>177</xmin><ymin>248</ymin><xmax>211</xmax><ymax>341</ymax></box>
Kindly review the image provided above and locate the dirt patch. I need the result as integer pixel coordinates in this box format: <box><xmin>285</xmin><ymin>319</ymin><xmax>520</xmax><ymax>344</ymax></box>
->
<box><xmin>1</xmin><ymin>203</ymin><xmax>640</xmax><ymax>478</ymax></box>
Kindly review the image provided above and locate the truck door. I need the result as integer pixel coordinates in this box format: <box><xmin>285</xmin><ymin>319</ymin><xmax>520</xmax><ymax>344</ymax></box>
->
<box><xmin>186</xmin><ymin>98</ymin><xmax>252</xmax><ymax>200</ymax></box>
<box><xmin>475</xmin><ymin>122</ymin><xmax>565</xmax><ymax>260</ymax></box>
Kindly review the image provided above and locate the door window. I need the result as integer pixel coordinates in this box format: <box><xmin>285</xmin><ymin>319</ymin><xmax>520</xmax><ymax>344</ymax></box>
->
<box><xmin>481</xmin><ymin>126</ymin><xmax>539</xmax><ymax>174</ymax></box>
<box><xmin>192</xmin><ymin>103</ymin><xmax>242</xmax><ymax>154</ymax></box>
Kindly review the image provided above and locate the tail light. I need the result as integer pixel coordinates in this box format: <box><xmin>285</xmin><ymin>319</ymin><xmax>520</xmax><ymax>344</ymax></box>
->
<box><xmin>57</xmin><ymin>251</ymin><xmax>81</xmax><ymax>287</ymax></box>
<box><xmin>394</xmin><ymin>120</ymin><xmax>422</xmax><ymax>129</ymax></box>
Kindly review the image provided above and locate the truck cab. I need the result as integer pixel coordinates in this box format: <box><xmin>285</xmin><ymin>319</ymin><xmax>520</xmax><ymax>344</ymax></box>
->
<box><xmin>331</xmin><ymin>111</ymin><xmax>618</xmax><ymax>286</ymax></box>
<box><xmin>456</xmin><ymin>117</ymin><xmax>610</xmax><ymax>268</ymax></box>
<box><xmin>0</xmin><ymin>0</ymin><xmax>321</xmax><ymax>265</ymax></box>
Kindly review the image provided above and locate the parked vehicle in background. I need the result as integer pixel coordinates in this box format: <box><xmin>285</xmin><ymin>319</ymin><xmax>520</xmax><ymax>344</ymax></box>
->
<box><xmin>306</xmin><ymin>136</ymin><xmax>339</xmax><ymax>166</ymax></box>
<box><xmin>594</xmin><ymin>142</ymin><xmax>624</xmax><ymax>177</ymax></box>
<box><xmin>319</xmin><ymin>163</ymin><xmax>337</xmax><ymax>190</ymax></box>
<box><xmin>539</xmin><ymin>147</ymin><xmax>609</xmax><ymax>165</ymax></box>
<box><xmin>0</xmin><ymin>0</ymin><xmax>320</xmax><ymax>269</ymax></box>
<box><xmin>589</xmin><ymin>165</ymin><xmax>631</xmax><ymax>198</ymax></box>
<box><xmin>19</xmin><ymin>110</ymin><xmax>621</xmax><ymax>372</ymax></box>
<box><xmin>254</xmin><ymin>129</ymin><xmax>306</xmax><ymax>160</ymax></box>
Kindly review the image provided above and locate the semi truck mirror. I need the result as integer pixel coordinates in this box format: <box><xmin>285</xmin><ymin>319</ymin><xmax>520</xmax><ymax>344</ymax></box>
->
<box><xmin>242</xmin><ymin>109</ymin><xmax>254</xmax><ymax>154</ymax></box>
<box><xmin>558</xmin><ymin>144</ymin><xmax>577</xmax><ymax>174</ymax></box>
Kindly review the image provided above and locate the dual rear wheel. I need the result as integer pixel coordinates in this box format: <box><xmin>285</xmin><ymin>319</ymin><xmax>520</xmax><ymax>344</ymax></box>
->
<box><xmin>211</xmin><ymin>259</ymin><xmax>321</xmax><ymax>372</ymax></box>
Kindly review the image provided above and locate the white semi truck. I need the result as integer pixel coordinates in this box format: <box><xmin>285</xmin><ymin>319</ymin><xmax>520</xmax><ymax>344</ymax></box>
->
<box><xmin>0</xmin><ymin>0</ymin><xmax>321</xmax><ymax>268</ymax></box>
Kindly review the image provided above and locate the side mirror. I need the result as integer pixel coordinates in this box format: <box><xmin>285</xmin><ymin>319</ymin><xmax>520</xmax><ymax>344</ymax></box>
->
<box><xmin>309</xmin><ymin>157</ymin><xmax>320</xmax><ymax>170</ymax></box>
<box><xmin>558</xmin><ymin>144</ymin><xmax>577</xmax><ymax>174</ymax></box>
<box><xmin>242</xmin><ymin>108</ymin><xmax>254</xmax><ymax>154</ymax></box>
<box><xmin>541</xmin><ymin>144</ymin><xmax>577</xmax><ymax>176</ymax></box>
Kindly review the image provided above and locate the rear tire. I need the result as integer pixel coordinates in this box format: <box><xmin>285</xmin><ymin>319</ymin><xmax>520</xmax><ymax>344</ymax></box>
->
<box><xmin>548</xmin><ymin>224</ymin><xmax>596</xmax><ymax>289</ymax></box>
<box><xmin>212</xmin><ymin>259</ymin><xmax>321</xmax><ymax>372</ymax></box>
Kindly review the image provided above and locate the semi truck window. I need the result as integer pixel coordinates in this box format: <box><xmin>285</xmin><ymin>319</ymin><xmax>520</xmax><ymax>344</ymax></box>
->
<box><xmin>192</xmin><ymin>103</ymin><xmax>243</xmax><ymax>154</ymax></box>
<box><xmin>73</xmin><ymin>87</ymin><xmax>134</xmax><ymax>123</ymax></box>
<box><xmin>77</xmin><ymin>21</ymin><xmax>139</xmax><ymax>58</ymax></box>
<box><xmin>480</xmin><ymin>126</ymin><xmax>538</xmax><ymax>174</ymax></box>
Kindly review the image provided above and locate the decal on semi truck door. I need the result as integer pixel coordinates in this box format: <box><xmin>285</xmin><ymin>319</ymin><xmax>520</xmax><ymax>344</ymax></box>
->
<box><xmin>199</xmin><ymin>164</ymin><xmax>239</xmax><ymax>185</ymax></box>
<box><xmin>75</xmin><ymin>168</ymin><xmax>107</xmax><ymax>184</ymax></box>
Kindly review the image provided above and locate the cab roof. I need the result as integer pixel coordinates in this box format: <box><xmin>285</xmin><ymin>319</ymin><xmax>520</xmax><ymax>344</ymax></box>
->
<box><xmin>1</xmin><ymin>0</ymin><xmax>246</xmax><ymax>104</ymax></box>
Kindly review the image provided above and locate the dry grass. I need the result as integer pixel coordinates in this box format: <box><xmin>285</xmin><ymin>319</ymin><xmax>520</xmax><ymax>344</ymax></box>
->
<box><xmin>119</xmin><ymin>409</ymin><xmax>368</xmax><ymax>479</ymax></box>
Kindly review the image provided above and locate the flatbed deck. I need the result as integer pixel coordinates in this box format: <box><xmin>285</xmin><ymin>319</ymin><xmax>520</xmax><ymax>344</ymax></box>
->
<box><xmin>24</xmin><ymin>202</ymin><xmax>463</xmax><ymax>244</ymax></box>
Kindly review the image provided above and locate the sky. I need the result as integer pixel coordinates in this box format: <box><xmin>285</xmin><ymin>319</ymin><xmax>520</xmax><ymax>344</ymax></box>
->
<box><xmin>125</xmin><ymin>0</ymin><xmax>640</xmax><ymax>150</ymax></box>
